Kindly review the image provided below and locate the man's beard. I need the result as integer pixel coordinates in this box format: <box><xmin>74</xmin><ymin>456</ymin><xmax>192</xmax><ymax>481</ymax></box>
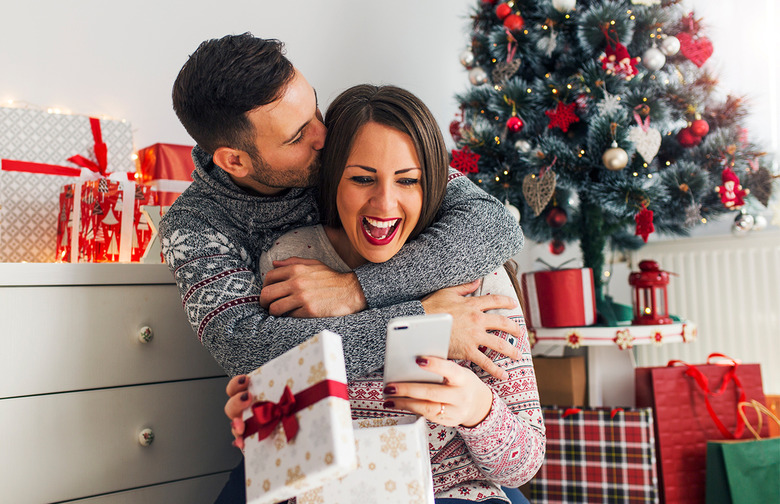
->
<box><xmin>246</xmin><ymin>148</ymin><xmax>320</xmax><ymax>191</ymax></box>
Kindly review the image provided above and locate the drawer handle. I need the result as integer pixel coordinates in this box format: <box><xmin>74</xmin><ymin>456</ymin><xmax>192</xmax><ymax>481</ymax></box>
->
<box><xmin>138</xmin><ymin>428</ymin><xmax>155</xmax><ymax>447</ymax></box>
<box><xmin>138</xmin><ymin>326</ymin><xmax>154</xmax><ymax>344</ymax></box>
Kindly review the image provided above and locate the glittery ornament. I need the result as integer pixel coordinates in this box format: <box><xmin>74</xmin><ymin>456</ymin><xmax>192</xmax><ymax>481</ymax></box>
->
<box><xmin>450</xmin><ymin>145</ymin><xmax>480</xmax><ymax>174</ymax></box>
<box><xmin>491</xmin><ymin>59</ymin><xmax>522</xmax><ymax>85</ymax></box>
<box><xmin>684</xmin><ymin>203</ymin><xmax>703</xmax><ymax>227</ymax></box>
<box><xmin>468</xmin><ymin>66</ymin><xmax>489</xmax><ymax>86</ymax></box>
<box><xmin>596</xmin><ymin>92</ymin><xmax>623</xmax><ymax>116</ymax></box>
<box><xmin>635</xmin><ymin>203</ymin><xmax>655</xmax><ymax>242</ymax></box>
<box><xmin>545</xmin><ymin>101</ymin><xmax>580</xmax><ymax>132</ymax></box>
<box><xmin>523</xmin><ymin>170</ymin><xmax>557</xmax><ymax>216</ymax></box>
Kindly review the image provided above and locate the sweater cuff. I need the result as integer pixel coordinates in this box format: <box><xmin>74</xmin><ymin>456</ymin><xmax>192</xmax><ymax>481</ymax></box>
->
<box><xmin>456</xmin><ymin>388</ymin><xmax>506</xmax><ymax>440</ymax></box>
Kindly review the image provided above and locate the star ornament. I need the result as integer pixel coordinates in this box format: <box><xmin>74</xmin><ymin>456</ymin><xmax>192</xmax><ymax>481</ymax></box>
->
<box><xmin>450</xmin><ymin>145</ymin><xmax>480</xmax><ymax>174</ymax></box>
<box><xmin>545</xmin><ymin>101</ymin><xmax>580</xmax><ymax>132</ymax></box>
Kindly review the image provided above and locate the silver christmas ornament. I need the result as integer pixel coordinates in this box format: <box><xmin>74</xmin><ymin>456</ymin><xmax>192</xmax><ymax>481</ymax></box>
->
<box><xmin>642</xmin><ymin>47</ymin><xmax>666</xmax><ymax>71</ymax></box>
<box><xmin>468</xmin><ymin>66</ymin><xmax>489</xmax><ymax>86</ymax></box>
<box><xmin>732</xmin><ymin>212</ymin><xmax>755</xmax><ymax>236</ymax></box>
<box><xmin>659</xmin><ymin>35</ymin><xmax>680</xmax><ymax>56</ymax></box>
<box><xmin>459</xmin><ymin>49</ymin><xmax>475</xmax><ymax>68</ymax></box>
<box><xmin>505</xmin><ymin>200</ymin><xmax>521</xmax><ymax>222</ymax></box>
<box><xmin>515</xmin><ymin>139</ymin><xmax>532</xmax><ymax>153</ymax></box>
<box><xmin>602</xmin><ymin>141</ymin><xmax>629</xmax><ymax>171</ymax></box>
<box><xmin>552</xmin><ymin>0</ymin><xmax>576</xmax><ymax>13</ymax></box>
<box><xmin>752</xmin><ymin>214</ymin><xmax>768</xmax><ymax>231</ymax></box>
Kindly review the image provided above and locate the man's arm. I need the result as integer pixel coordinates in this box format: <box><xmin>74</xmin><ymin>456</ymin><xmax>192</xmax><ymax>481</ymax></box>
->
<box><xmin>355</xmin><ymin>170</ymin><xmax>523</xmax><ymax>308</ymax></box>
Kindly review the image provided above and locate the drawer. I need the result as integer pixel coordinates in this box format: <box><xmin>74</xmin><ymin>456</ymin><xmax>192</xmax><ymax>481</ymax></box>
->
<box><xmin>0</xmin><ymin>284</ymin><xmax>225</xmax><ymax>398</ymax></box>
<box><xmin>65</xmin><ymin>472</ymin><xmax>231</xmax><ymax>503</ymax></box>
<box><xmin>0</xmin><ymin>378</ymin><xmax>242</xmax><ymax>503</ymax></box>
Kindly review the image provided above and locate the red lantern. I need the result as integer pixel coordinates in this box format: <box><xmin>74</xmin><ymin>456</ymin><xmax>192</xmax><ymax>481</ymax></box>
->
<box><xmin>628</xmin><ymin>260</ymin><xmax>673</xmax><ymax>325</ymax></box>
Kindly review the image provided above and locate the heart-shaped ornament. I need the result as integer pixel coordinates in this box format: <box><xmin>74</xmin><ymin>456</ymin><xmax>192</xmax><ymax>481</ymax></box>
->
<box><xmin>677</xmin><ymin>32</ymin><xmax>713</xmax><ymax>67</ymax></box>
<box><xmin>491</xmin><ymin>59</ymin><xmax>522</xmax><ymax>85</ymax></box>
<box><xmin>523</xmin><ymin>170</ymin><xmax>556</xmax><ymax>216</ymax></box>
<box><xmin>628</xmin><ymin>125</ymin><xmax>662</xmax><ymax>163</ymax></box>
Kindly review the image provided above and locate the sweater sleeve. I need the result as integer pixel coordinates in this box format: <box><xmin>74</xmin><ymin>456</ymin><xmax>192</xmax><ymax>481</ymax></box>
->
<box><xmin>354</xmin><ymin>170</ymin><xmax>523</xmax><ymax>308</ymax></box>
<box><xmin>160</xmin><ymin>215</ymin><xmax>423</xmax><ymax>380</ymax></box>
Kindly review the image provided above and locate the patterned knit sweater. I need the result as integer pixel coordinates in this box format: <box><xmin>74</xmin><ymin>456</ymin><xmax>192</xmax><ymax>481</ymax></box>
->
<box><xmin>159</xmin><ymin>147</ymin><xmax>524</xmax><ymax>379</ymax></box>
<box><xmin>261</xmin><ymin>225</ymin><xmax>545</xmax><ymax>502</ymax></box>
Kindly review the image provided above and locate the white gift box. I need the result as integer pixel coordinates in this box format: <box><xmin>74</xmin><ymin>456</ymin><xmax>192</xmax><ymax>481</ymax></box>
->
<box><xmin>298</xmin><ymin>416</ymin><xmax>435</xmax><ymax>504</ymax></box>
<box><xmin>242</xmin><ymin>330</ymin><xmax>356</xmax><ymax>504</ymax></box>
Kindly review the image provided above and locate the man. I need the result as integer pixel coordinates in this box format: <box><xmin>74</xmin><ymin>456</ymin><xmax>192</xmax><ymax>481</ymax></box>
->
<box><xmin>162</xmin><ymin>33</ymin><xmax>524</xmax><ymax>384</ymax></box>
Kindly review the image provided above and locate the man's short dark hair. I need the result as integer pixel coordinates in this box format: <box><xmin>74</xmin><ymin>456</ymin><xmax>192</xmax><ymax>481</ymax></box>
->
<box><xmin>172</xmin><ymin>33</ymin><xmax>295</xmax><ymax>154</ymax></box>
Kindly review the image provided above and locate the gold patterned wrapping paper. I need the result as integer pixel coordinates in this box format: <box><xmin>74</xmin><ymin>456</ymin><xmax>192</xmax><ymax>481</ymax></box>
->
<box><xmin>298</xmin><ymin>416</ymin><xmax>435</xmax><ymax>504</ymax></box>
<box><xmin>243</xmin><ymin>330</ymin><xmax>356</xmax><ymax>504</ymax></box>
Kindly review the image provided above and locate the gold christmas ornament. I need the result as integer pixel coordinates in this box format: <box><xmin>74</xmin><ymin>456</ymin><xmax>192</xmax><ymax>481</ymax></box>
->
<box><xmin>602</xmin><ymin>141</ymin><xmax>629</xmax><ymax>170</ymax></box>
<box><xmin>522</xmin><ymin>170</ymin><xmax>557</xmax><ymax>216</ymax></box>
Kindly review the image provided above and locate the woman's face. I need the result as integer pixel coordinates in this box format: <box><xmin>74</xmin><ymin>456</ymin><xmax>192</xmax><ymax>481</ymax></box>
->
<box><xmin>336</xmin><ymin>121</ymin><xmax>423</xmax><ymax>264</ymax></box>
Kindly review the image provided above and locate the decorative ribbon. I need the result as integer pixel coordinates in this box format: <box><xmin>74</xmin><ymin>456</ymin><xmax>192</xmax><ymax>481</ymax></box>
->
<box><xmin>534</xmin><ymin>257</ymin><xmax>579</xmax><ymax>270</ymax></box>
<box><xmin>667</xmin><ymin>353</ymin><xmax>746</xmax><ymax>439</ymax></box>
<box><xmin>243</xmin><ymin>379</ymin><xmax>349</xmax><ymax>443</ymax></box>
<box><xmin>67</xmin><ymin>117</ymin><xmax>108</xmax><ymax>177</ymax></box>
<box><xmin>633</xmin><ymin>105</ymin><xmax>651</xmax><ymax>132</ymax></box>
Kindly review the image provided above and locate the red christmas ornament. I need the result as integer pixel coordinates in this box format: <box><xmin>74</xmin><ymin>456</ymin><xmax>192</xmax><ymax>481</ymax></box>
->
<box><xmin>635</xmin><ymin>203</ymin><xmax>655</xmax><ymax>243</ymax></box>
<box><xmin>715</xmin><ymin>167</ymin><xmax>749</xmax><ymax>209</ymax></box>
<box><xmin>545</xmin><ymin>101</ymin><xmax>580</xmax><ymax>133</ymax></box>
<box><xmin>599</xmin><ymin>42</ymin><xmax>640</xmax><ymax>80</ymax></box>
<box><xmin>495</xmin><ymin>3</ymin><xmax>511</xmax><ymax>20</ymax></box>
<box><xmin>549</xmin><ymin>239</ymin><xmax>565</xmax><ymax>255</ymax></box>
<box><xmin>503</xmin><ymin>13</ymin><xmax>525</xmax><ymax>31</ymax></box>
<box><xmin>677</xmin><ymin>127</ymin><xmax>702</xmax><ymax>147</ymax></box>
<box><xmin>482</xmin><ymin>0</ymin><xmax>498</xmax><ymax>4</ymax></box>
<box><xmin>677</xmin><ymin>32</ymin><xmax>713</xmax><ymax>68</ymax></box>
<box><xmin>506</xmin><ymin>116</ymin><xmax>524</xmax><ymax>133</ymax></box>
<box><xmin>545</xmin><ymin>207</ymin><xmax>568</xmax><ymax>228</ymax></box>
<box><xmin>690</xmin><ymin>119</ymin><xmax>710</xmax><ymax>137</ymax></box>
<box><xmin>449</xmin><ymin>119</ymin><xmax>463</xmax><ymax>142</ymax></box>
<box><xmin>450</xmin><ymin>145</ymin><xmax>480</xmax><ymax>174</ymax></box>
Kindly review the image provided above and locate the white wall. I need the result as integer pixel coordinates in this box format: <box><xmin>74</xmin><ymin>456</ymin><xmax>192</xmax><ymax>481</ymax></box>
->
<box><xmin>0</xmin><ymin>0</ymin><xmax>474</xmax><ymax>150</ymax></box>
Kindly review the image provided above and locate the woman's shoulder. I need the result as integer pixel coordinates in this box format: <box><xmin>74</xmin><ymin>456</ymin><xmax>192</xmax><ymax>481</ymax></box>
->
<box><xmin>473</xmin><ymin>266</ymin><xmax>524</xmax><ymax>318</ymax></box>
<box><xmin>259</xmin><ymin>225</ymin><xmax>350</xmax><ymax>278</ymax></box>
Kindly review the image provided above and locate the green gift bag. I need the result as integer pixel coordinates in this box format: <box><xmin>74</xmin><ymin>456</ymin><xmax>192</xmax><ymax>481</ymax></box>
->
<box><xmin>706</xmin><ymin>400</ymin><xmax>780</xmax><ymax>504</ymax></box>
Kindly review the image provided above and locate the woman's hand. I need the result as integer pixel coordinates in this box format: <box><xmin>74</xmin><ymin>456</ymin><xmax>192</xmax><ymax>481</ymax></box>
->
<box><xmin>382</xmin><ymin>356</ymin><xmax>493</xmax><ymax>428</ymax></box>
<box><xmin>224</xmin><ymin>374</ymin><xmax>252</xmax><ymax>450</ymax></box>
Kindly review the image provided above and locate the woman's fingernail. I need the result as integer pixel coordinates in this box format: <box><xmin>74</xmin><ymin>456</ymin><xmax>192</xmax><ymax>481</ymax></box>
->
<box><xmin>238</xmin><ymin>375</ymin><xmax>247</xmax><ymax>385</ymax></box>
<box><xmin>383</xmin><ymin>400</ymin><xmax>395</xmax><ymax>409</ymax></box>
<box><xmin>240</xmin><ymin>392</ymin><xmax>249</xmax><ymax>401</ymax></box>
<box><xmin>383</xmin><ymin>385</ymin><xmax>397</xmax><ymax>395</ymax></box>
<box><xmin>416</xmin><ymin>357</ymin><xmax>429</xmax><ymax>367</ymax></box>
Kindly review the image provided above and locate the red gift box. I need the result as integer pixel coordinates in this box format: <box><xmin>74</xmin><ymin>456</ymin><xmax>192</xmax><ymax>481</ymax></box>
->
<box><xmin>526</xmin><ymin>406</ymin><xmax>658</xmax><ymax>503</ymax></box>
<box><xmin>137</xmin><ymin>143</ymin><xmax>194</xmax><ymax>207</ymax></box>
<box><xmin>635</xmin><ymin>354</ymin><xmax>768</xmax><ymax>504</ymax></box>
<box><xmin>57</xmin><ymin>180</ymin><xmax>158</xmax><ymax>263</ymax></box>
<box><xmin>522</xmin><ymin>267</ymin><xmax>597</xmax><ymax>328</ymax></box>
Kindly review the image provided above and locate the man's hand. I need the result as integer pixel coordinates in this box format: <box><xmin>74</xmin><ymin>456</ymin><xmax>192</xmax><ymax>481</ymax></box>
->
<box><xmin>421</xmin><ymin>280</ymin><xmax>522</xmax><ymax>381</ymax></box>
<box><xmin>260</xmin><ymin>257</ymin><xmax>367</xmax><ymax>317</ymax></box>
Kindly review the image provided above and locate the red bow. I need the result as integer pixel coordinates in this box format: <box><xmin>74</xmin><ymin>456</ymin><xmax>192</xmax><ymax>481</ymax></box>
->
<box><xmin>243</xmin><ymin>379</ymin><xmax>349</xmax><ymax>443</ymax></box>
<box><xmin>68</xmin><ymin>117</ymin><xmax>109</xmax><ymax>177</ymax></box>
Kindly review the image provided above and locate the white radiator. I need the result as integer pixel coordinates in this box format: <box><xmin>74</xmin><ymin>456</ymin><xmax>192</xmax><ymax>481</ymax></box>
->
<box><xmin>630</xmin><ymin>230</ymin><xmax>780</xmax><ymax>395</ymax></box>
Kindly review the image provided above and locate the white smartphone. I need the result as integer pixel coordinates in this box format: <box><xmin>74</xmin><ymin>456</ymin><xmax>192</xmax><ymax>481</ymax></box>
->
<box><xmin>382</xmin><ymin>313</ymin><xmax>453</xmax><ymax>385</ymax></box>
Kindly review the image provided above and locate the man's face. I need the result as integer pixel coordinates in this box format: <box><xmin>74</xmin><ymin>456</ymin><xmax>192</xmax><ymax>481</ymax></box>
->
<box><xmin>241</xmin><ymin>69</ymin><xmax>326</xmax><ymax>195</ymax></box>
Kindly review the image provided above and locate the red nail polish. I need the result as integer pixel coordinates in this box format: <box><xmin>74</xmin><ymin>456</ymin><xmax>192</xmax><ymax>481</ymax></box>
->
<box><xmin>383</xmin><ymin>385</ymin><xmax>396</xmax><ymax>395</ymax></box>
<box><xmin>238</xmin><ymin>375</ymin><xmax>247</xmax><ymax>385</ymax></box>
<box><xmin>383</xmin><ymin>400</ymin><xmax>395</xmax><ymax>409</ymax></box>
<box><xmin>416</xmin><ymin>357</ymin><xmax>429</xmax><ymax>366</ymax></box>
<box><xmin>240</xmin><ymin>392</ymin><xmax>249</xmax><ymax>401</ymax></box>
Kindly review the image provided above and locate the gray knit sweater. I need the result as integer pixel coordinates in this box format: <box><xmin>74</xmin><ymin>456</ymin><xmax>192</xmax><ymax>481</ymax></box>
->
<box><xmin>159</xmin><ymin>146</ymin><xmax>523</xmax><ymax>379</ymax></box>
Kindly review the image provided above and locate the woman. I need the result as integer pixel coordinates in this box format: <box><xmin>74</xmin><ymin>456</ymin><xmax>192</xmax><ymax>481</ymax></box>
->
<box><xmin>227</xmin><ymin>84</ymin><xmax>544</xmax><ymax>503</ymax></box>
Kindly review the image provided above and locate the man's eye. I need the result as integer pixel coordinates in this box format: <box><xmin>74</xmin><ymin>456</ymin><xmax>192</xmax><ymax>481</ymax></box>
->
<box><xmin>290</xmin><ymin>132</ymin><xmax>304</xmax><ymax>145</ymax></box>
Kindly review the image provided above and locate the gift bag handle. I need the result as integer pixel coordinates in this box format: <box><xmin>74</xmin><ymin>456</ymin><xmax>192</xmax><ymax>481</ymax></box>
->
<box><xmin>667</xmin><ymin>358</ymin><xmax>746</xmax><ymax>439</ymax></box>
<box><xmin>738</xmin><ymin>400</ymin><xmax>780</xmax><ymax>440</ymax></box>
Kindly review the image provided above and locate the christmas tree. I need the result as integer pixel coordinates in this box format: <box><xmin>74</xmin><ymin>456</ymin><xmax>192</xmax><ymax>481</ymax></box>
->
<box><xmin>451</xmin><ymin>0</ymin><xmax>776</xmax><ymax>310</ymax></box>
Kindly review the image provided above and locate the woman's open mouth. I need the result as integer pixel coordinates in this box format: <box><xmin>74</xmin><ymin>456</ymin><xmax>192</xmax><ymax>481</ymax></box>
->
<box><xmin>361</xmin><ymin>216</ymin><xmax>401</xmax><ymax>245</ymax></box>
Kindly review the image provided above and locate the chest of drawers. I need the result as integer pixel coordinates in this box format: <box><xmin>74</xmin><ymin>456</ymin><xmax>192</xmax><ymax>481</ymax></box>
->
<box><xmin>0</xmin><ymin>263</ymin><xmax>241</xmax><ymax>503</ymax></box>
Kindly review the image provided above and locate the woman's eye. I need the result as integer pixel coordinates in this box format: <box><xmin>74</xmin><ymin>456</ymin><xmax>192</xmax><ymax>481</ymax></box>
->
<box><xmin>349</xmin><ymin>176</ymin><xmax>374</xmax><ymax>184</ymax></box>
<box><xmin>398</xmin><ymin>178</ymin><xmax>419</xmax><ymax>186</ymax></box>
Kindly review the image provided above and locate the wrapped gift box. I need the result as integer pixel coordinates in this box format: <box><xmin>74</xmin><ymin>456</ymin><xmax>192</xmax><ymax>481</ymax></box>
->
<box><xmin>522</xmin><ymin>267</ymin><xmax>597</xmax><ymax>328</ymax></box>
<box><xmin>527</xmin><ymin>406</ymin><xmax>658</xmax><ymax>503</ymax></box>
<box><xmin>298</xmin><ymin>416</ymin><xmax>435</xmax><ymax>504</ymax></box>
<box><xmin>243</xmin><ymin>330</ymin><xmax>356</xmax><ymax>504</ymax></box>
<box><xmin>0</xmin><ymin>106</ymin><xmax>135</xmax><ymax>262</ymax></box>
<box><xmin>56</xmin><ymin>181</ymin><xmax>158</xmax><ymax>263</ymax></box>
<box><xmin>137</xmin><ymin>143</ymin><xmax>194</xmax><ymax>207</ymax></box>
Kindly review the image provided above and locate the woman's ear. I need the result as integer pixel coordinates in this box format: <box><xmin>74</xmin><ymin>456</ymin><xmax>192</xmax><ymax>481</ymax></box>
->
<box><xmin>213</xmin><ymin>147</ymin><xmax>249</xmax><ymax>178</ymax></box>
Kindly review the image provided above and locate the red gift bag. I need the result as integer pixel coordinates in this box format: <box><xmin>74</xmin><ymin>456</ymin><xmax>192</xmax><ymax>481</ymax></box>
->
<box><xmin>635</xmin><ymin>354</ymin><xmax>768</xmax><ymax>504</ymax></box>
<box><xmin>527</xmin><ymin>406</ymin><xmax>658</xmax><ymax>503</ymax></box>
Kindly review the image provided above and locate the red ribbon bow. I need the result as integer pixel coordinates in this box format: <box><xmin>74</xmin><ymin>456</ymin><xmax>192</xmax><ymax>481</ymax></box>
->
<box><xmin>243</xmin><ymin>379</ymin><xmax>349</xmax><ymax>443</ymax></box>
<box><xmin>67</xmin><ymin>117</ymin><xmax>109</xmax><ymax>177</ymax></box>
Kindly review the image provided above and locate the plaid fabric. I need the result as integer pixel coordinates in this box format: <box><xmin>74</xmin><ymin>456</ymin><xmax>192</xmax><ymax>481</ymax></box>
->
<box><xmin>528</xmin><ymin>407</ymin><xmax>658</xmax><ymax>504</ymax></box>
